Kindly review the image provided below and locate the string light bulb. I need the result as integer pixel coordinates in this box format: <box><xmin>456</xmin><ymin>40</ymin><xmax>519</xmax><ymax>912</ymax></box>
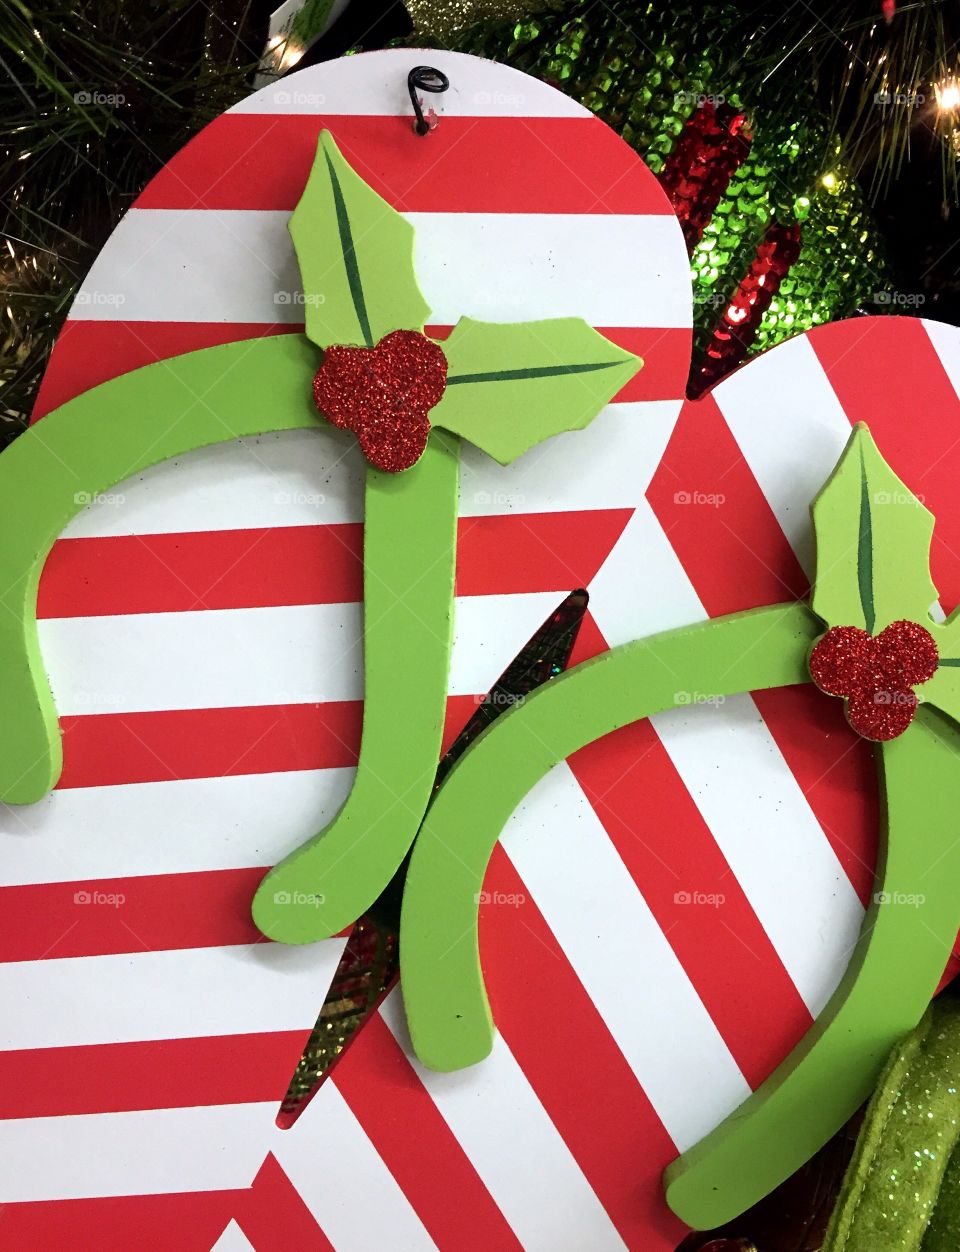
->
<box><xmin>935</xmin><ymin>78</ymin><xmax>960</xmax><ymax>112</ymax></box>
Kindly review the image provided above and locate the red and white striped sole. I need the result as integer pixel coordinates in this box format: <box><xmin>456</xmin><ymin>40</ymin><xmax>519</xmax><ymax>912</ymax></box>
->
<box><xmin>4</xmin><ymin>46</ymin><xmax>956</xmax><ymax>1252</ymax></box>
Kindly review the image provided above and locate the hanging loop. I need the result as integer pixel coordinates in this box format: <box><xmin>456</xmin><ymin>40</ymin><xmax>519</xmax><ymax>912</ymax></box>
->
<box><xmin>408</xmin><ymin>65</ymin><xmax>449</xmax><ymax>135</ymax></box>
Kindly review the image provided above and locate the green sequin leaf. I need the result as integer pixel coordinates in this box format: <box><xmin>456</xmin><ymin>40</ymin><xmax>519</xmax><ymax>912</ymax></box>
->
<box><xmin>810</xmin><ymin>424</ymin><xmax>937</xmax><ymax>634</ymax></box>
<box><xmin>290</xmin><ymin>130</ymin><xmax>431</xmax><ymax>349</ymax></box>
<box><xmin>430</xmin><ymin>317</ymin><xmax>641</xmax><ymax>464</ymax></box>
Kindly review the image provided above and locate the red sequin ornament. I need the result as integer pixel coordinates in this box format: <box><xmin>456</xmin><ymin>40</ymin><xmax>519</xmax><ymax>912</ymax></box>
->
<box><xmin>809</xmin><ymin>620</ymin><xmax>938</xmax><ymax>741</ymax></box>
<box><xmin>312</xmin><ymin>329</ymin><xmax>448</xmax><ymax>473</ymax></box>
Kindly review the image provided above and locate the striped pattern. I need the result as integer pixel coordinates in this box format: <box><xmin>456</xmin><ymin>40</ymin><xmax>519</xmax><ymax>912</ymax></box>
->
<box><xmin>4</xmin><ymin>46</ymin><xmax>951</xmax><ymax>1252</ymax></box>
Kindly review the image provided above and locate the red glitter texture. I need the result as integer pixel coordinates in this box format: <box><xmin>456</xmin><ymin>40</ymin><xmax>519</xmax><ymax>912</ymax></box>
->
<box><xmin>809</xmin><ymin>620</ymin><xmax>939</xmax><ymax>741</ymax></box>
<box><xmin>313</xmin><ymin>329</ymin><xmax>447</xmax><ymax>472</ymax></box>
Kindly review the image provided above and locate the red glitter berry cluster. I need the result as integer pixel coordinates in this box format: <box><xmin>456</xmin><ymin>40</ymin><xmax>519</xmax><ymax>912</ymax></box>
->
<box><xmin>313</xmin><ymin>329</ymin><xmax>448</xmax><ymax>473</ymax></box>
<box><xmin>809</xmin><ymin>620</ymin><xmax>939</xmax><ymax>741</ymax></box>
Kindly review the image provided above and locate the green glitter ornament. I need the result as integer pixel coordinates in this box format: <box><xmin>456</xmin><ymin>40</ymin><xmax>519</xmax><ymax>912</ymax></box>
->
<box><xmin>824</xmin><ymin>995</ymin><xmax>960</xmax><ymax>1251</ymax></box>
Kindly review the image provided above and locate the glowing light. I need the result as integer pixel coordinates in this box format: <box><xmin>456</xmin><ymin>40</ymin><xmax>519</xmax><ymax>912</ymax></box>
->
<box><xmin>936</xmin><ymin>78</ymin><xmax>960</xmax><ymax>111</ymax></box>
<box><xmin>821</xmin><ymin>172</ymin><xmax>838</xmax><ymax>191</ymax></box>
<box><xmin>278</xmin><ymin>41</ymin><xmax>306</xmax><ymax>72</ymax></box>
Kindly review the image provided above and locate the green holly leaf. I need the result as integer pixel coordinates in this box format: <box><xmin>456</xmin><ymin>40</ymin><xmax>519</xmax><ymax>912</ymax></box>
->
<box><xmin>429</xmin><ymin>317</ymin><xmax>642</xmax><ymax>464</ymax></box>
<box><xmin>811</xmin><ymin>424</ymin><xmax>937</xmax><ymax>634</ymax></box>
<box><xmin>290</xmin><ymin>130</ymin><xmax>431</xmax><ymax>349</ymax></box>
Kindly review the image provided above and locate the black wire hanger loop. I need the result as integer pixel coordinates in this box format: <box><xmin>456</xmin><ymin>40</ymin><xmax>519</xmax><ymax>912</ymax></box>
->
<box><xmin>408</xmin><ymin>65</ymin><xmax>449</xmax><ymax>135</ymax></box>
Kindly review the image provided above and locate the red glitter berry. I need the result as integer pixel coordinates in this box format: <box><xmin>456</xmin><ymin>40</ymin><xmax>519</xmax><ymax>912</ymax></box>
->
<box><xmin>313</xmin><ymin>329</ymin><xmax>448</xmax><ymax>473</ymax></box>
<box><xmin>809</xmin><ymin>619</ymin><xmax>939</xmax><ymax>741</ymax></box>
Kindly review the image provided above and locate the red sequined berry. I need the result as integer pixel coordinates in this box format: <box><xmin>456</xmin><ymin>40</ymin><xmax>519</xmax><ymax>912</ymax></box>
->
<box><xmin>313</xmin><ymin>329</ymin><xmax>447</xmax><ymax>473</ymax></box>
<box><xmin>809</xmin><ymin>620</ymin><xmax>938</xmax><ymax>741</ymax></box>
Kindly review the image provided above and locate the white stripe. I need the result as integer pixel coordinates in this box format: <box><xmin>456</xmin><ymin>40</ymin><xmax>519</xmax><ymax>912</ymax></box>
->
<box><xmin>501</xmin><ymin>762</ymin><xmax>750</xmax><ymax>1152</ymax></box>
<box><xmin>211</xmin><ymin>1220</ymin><xmax>256</xmax><ymax>1252</ymax></box>
<box><xmin>711</xmin><ymin>332</ymin><xmax>852</xmax><ymax>574</ymax></box>
<box><xmin>71</xmin><ymin>209</ymin><xmax>690</xmax><ymax>329</ymax></box>
<box><xmin>62</xmin><ymin>429</ymin><xmax>367</xmax><ymax>538</ymax></box>
<box><xmin>923</xmin><ymin>318</ymin><xmax>960</xmax><ymax>400</ymax></box>
<box><xmin>59</xmin><ymin>401</ymin><xmax>682</xmax><ymax>542</ymax></box>
<box><xmin>0</xmin><ymin>769</ymin><xmax>354</xmax><ymax>887</ymax></box>
<box><xmin>232</xmin><ymin>48</ymin><xmax>590</xmax><ymax>118</ymax></box>
<box><xmin>588</xmin><ymin>498</ymin><xmax>704</xmax><ymax>645</ymax></box>
<box><xmin>460</xmin><ymin>399</ymin><xmax>684</xmax><ymax>517</ymax></box>
<box><xmin>380</xmin><ymin>990</ymin><xmax>625</xmax><ymax>1252</ymax></box>
<box><xmin>39</xmin><ymin>593</ymin><xmax>563</xmax><ymax>715</ymax></box>
<box><xmin>651</xmin><ymin>694</ymin><xmax>864</xmax><ymax>1015</ymax></box>
<box><xmin>0</xmin><ymin>941</ymin><xmax>345</xmax><ymax>1050</ymax></box>
<box><xmin>0</xmin><ymin>1103</ymin><xmax>278</xmax><ymax>1201</ymax></box>
<box><xmin>275</xmin><ymin>1079</ymin><xmax>438</xmax><ymax>1252</ymax></box>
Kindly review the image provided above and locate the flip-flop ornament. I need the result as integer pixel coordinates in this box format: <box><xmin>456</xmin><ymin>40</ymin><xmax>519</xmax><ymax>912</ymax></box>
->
<box><xmin>399</xmin><ymin>419</ymin><xmax>960</xmax><ymax>1229</ymax></box>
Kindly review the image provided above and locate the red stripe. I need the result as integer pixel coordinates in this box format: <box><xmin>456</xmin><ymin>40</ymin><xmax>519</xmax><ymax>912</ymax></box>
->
<box><xmin>0</xmin><ymin>1191</ymin><xmax>240</xmax><ymax>1252</ymax></box>
<box><xmin>238</xmin><ymin>1153</ymin><xmax>335</xmax><ymax>1252</ymax></box>
<box><xmin>58</xmin><ymin>701</ymin><xmax>362</xmax><ymax>787</ymax></box>
<box><xmin>32</xmin><ymin>320</ymin><xmax>687</xmax><ymax>422</ymax></box>
<box><xmin>807</xmin><ymin>317</ymin><xmax>960</xmax><ymax>612</ymax></box>
<box><xmin>58</xmin><ymin>697</ymin><xmax>482</xmax><ymax>790</ymax></box>
<box><xmin>0</xmin><ymin>868</ymin><xmax>269</xmax><ymax>960</ymax></box>
<box><xmin>135</xmin><ymin>114</ymin><xmax>675</xmax><ymax>216</ymax></box>
<box><xmin>0</xmin><ymin>1158</ymin><xmax>335</xmax><ymax>1251</ymax></box>
<box><xmin>41</xmin><ymin>524</ymin><xmax>363</xmax><ymax>617</ymax></box>
<box><xmin>568</xmin><ymin>718</ymin><xmax>813</xmax><ymax>1088</ymax></box>
<box><xmin>645</xmin><ymin>392</ymin><xmax>809</xmax><ymax>613</ymax></box>
<box><xmin>480</xmin><ymin>847</ymin><xmax>687</xmax><ymax>1249</ymax></box>
<box><xmin>39</xmin><ymin>510</ymin><xmax>630</xmax><ymax>619</ymax></box>
<box><xmin>335</xmin><ymin>1013</ymin><xmax>522</xmax><ymax>1252</ymax></box>
<box><xmin>0</xmin><ymin>1031</ymin><xmax>307</xmax><ymax>1117</ymax></box>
